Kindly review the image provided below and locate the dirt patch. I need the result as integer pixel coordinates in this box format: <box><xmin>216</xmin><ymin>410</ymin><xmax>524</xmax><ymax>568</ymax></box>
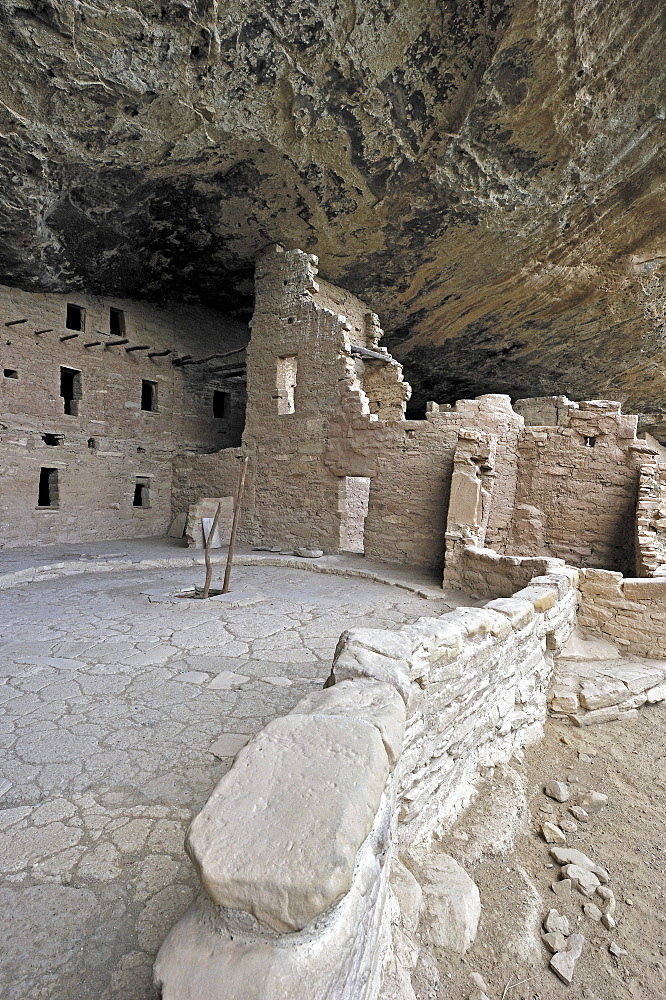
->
<box><xmin>427</xmin><ymin>704</ymin><xmax>666</xmax><ymax>1000</ymax></box>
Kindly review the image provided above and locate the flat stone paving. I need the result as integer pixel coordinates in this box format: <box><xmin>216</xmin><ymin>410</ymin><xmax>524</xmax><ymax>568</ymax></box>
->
<box><xmin>0</xmin><ymin>562</ymin><xmax>461</xmax><ymax>1000</ymax></box>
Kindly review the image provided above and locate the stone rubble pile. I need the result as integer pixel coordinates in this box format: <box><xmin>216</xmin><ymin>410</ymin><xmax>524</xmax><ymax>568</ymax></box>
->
<box><xmin>538</xmin><ymin>771</ymin><xmax>629</xmax><ymax>985</ymax></box>
<box><xmin>549</xmin><ymin>629</ymin><xmax>666</xmax><ymax>724</ymax></box>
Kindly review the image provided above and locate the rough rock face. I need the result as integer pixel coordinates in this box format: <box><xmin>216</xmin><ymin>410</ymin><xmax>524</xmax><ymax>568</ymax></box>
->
<box><xmin>1</xmin><ymin>1</ymin><xmax>665</xmax><ymax>416</ymax></box>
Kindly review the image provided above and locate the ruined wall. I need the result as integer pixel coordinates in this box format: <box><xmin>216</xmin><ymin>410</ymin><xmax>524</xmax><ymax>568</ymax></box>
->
<box><xmin>154</xmin><ymin>564</ymin><xmax>578</xmax><ymax>1000</ymax></box>
<box><xmin>578</xmin><ymin>570</ymin><xmax>666</xmax><ymax>658</ymax></box>
<box><xmin>635</xmin><ymin>460</ymin><xmax>666</xmax><ymax>577</ymax></box>
<box><xmin>0</xmin><ymin>284</ymin><xmax>247</xmax><ymax>547</ymax></box>
<box><xmin>243</xmin><ymin>253</ymin><xmax>533</xmax><ymax>573</ymax></box>
<box><xmin>243</xmin><ymin>245</ymin><xmax>431</xmax><ymax>559</ymax></box>
<box><xmin>510</xmin><ymin>399</ymin><xmax>652</xmax><ymax>573</ymax></box>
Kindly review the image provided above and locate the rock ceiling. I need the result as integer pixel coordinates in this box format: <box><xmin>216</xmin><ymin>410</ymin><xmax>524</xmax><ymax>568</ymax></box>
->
<box><xmin>1</xmin><ymin>0</ymin><xmax>666</xmax><ymax>419</ymax></box>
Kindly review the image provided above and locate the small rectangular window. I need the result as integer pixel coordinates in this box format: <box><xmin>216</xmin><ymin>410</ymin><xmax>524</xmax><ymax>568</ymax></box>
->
<box><xmin>65</xmin><ymin>304</ymin><xmax>85</xmax><ymax>332</ymax></box>
<box><xmin>213</xmin><ymin>390</ymin><xmax>230</xmax><ymax>419</ymax></box>
<box><xmin>38</xmin><ymin>467</ymin><xmax>59</xmax><ymax>507</ymax></box>
<box><xmin>141</xmin><ymin>379</ymin><xmax>158</xmax><ymax>412</ymax></box>
<box><xmin>43</xmin><ymin>433</ymin><xmax>63</xmax><ymax>446</ymax></box>
<box><xmin>133</xmin><ymin>478</ymin><xmax>151</xmax><ymax>507</ymax></box>
<box><xmin>109</xmin><ymin>308</ymin><xmax>125</xmax><ymax>337</ymax></box>
<box><xmin>60</xmin><ymin>366</ymin><xmax>82</xmax><ymax>416</ymax></box>
<box><xmin>276</xmin><ymin>356</ymin><xmax>297</xmax><ymax>415</ymax></box>
<box><xmin>3</xmin><ymin>368</ymin><xmax>18</xmax><ymax>379</ymax></box>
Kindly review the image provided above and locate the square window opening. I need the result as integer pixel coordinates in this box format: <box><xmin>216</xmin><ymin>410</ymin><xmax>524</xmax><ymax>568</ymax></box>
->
<box><xmin>584</xmin><ymin>435</ymin><xmax>596</xmax><ymax>448</ymax></box>
<box><xmin>3</xmin><ymin>368</ymin><xmax>18</xmax><ymax>379</ymax></box>
<box><xmin>109</xmin><ymin>308</ymin><xmax>125</xmax><ymax>337</ymax></box>
<box><xmin>133</xmin><ymin>479</ymin><xmax>151</xmax><ymax>508</ymax></box>
<box><xmin>38</xmin><ymin>467</ymin><xmax>59</xmax><ymax>507</ymax></box>
<box><xmin>66</xmin><ymin>304</ymin><xmax>85</xmax><ymax>332</ymax></box>
<box><xmin>60</xmin><ymin>366</ymin><xmax>82</xmax><ymax>416</ymax></box>
<box><xmin>276</xmin><ymin>355</ymin><xmax>297</xmax><ymax>415</ymax></box>
<box><xmin>141</xmin><ymin>379</ymin><xmax>158</xmax><ymax>412</ymax></box>
<box><xmin>213</xmin><ymin>390</ymin><xmax>231</xmax><ymax>419</ymax></box>
<box><xmin>43</xmin><ymin>433</ymin><xmax>63</xmax><ymax>446</ymax></box>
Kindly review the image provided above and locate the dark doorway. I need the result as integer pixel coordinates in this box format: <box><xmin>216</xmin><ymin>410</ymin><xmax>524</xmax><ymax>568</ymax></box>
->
<box><xmin>141</xmin><ymin>379</ymin><xmax>157</xmax><ymax>411</ymax></box>
<box><xmin>60</xmin><ymin>367</ymin><xmax>82</xmax><ymax>416</ymax></box>
<box><xmin>109</xmin><ymin>308</ymin><xmax>125</xmax><ymax>337</ymax></box>
<box><xmin>133</xmin><ymin>479</ymin><xmax>150</xmax><ymax>507</ymax></box>
<box><xmin>213</xmin><ymin>390</ymin><xmax>230</xmax><ymax>418</ymax></box>
<box><xmin>38</xmin><ymin>468</ymin><xmax>59</xmax><ymax>507</ymax></box>
<box><xmin>66</xmin><ymin>304</ymin><xmax>85</xmax><ymax>331</ymax></box>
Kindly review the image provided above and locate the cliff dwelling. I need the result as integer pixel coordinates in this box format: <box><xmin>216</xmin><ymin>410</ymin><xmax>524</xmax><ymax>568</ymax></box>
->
<box><xmin>1</xmin><ymin>4</ymin><xmax>666</xmax><ymax>1000</ymax></box>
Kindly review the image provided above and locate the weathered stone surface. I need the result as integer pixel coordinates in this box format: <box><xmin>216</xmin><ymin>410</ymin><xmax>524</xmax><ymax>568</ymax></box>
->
<box><xmin>418</xmin><ymin>853</ymin><xmax>481</xmax><ymax>955</ymax></box>
<box><xmin>2</xmin><ymin>4</ymin><xmax>666</xmax><ymax>415</ymax></box>
<box><xmin>579</xmin><ymin>677</ymin><xmax>629</xmax><ymax>711</ymax></box>
<box><xmin>570</xmin><ymin>705</ymin><xmax>620</xmax><ymax>726</ymax></box>
<box><xmin>291</xmin><ymin>678</ymin><xmax>406</xmax><ymax>765</ymax></box>
<box><xmin>186</xmin><ymin>714</ymin><xmax>390</xmax><ymax>932</ymax></box>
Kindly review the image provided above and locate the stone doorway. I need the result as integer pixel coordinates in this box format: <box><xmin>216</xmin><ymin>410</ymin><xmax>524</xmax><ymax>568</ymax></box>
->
<box><xmin>339</xmin><ymin>476</ymin><xmax>371</xmax><ymax>554</ymax></box>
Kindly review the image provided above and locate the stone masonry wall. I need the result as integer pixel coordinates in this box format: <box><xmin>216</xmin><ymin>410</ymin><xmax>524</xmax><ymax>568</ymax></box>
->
<box><xmin>578</xmin><ymin>569</ymin><xmax>666</xmax><ymax>658</ymax></box>
<box><xmin>171</xmin><ymin>449</ymin><xmax>246</xmax><ymax>523</ymax></box>
<box><xmin>0</xmin><ymin>283</ymin><xmax>247</xmax><ymax>547</ymax></box>
<box><xmin>511</xmin><ymin>398</ymin><xmax>653</xmax><ymax>573</ymax></box>
<box><xmin>241</xmin><ymin>254</ymin><xmax>532</xmax><ymax>573</ymax></box>
<box><xmin>634</xmin><ymin>459</ymin><xmax>666</xmax><ymax>577</ymax></box>
<box><xmin>154</xmin><ymin>565</ymin><xmax>578</xmax><ymax>1000</ymax></box>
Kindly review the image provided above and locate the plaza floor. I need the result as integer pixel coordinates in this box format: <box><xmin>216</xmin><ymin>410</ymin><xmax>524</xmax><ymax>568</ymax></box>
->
<box><xmin>0</xmin><ymin>559</ymin><xmax>464</xmax><ymax>1000</ymax></box>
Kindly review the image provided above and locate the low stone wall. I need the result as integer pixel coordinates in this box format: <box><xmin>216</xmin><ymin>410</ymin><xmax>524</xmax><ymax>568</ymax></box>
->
<box><xmin>154</xmin><ymin>566</ymin><xmax>578</xmax><ymax>1000</ymax></box>
<box><xmin>578</xmin><ymin>568</ymin><xmax>666</xmax><ymax>657</ymax></box>
<box><xmin>444</xmin><ymin>539</ymin><xmax>568</xmax><ymax>600</ymax></box>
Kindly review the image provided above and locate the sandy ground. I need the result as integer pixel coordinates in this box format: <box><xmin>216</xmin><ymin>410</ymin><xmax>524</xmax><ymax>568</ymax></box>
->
<box><xmin>427</xmin><ymin>705</ymin><xmax>666</xmax><ymax>1000</ymax></box>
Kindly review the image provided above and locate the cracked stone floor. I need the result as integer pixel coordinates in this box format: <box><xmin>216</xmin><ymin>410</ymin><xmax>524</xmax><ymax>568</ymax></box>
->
<box><xmin>0</xmin><ymin>562</ymin><xmax>459</xmax><ymax>1000</ymax></box>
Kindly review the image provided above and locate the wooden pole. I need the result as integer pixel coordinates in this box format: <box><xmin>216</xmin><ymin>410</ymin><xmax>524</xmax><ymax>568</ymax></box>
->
<box><xmin>201</xmin><ymin>500</ymin><xmax>223</xmax><ymax>599</ymax></box>
<box><xmin>222</xmin><ymin>455</ymin><xmax>249</xmax><ymax>595</ymax></box>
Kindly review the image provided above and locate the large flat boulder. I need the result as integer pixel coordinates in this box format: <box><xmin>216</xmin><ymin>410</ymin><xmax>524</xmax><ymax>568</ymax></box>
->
<box><xmin>186</xmin><ymin>714</ymin><xmax>390</xmax><ymax>932</ymax></box>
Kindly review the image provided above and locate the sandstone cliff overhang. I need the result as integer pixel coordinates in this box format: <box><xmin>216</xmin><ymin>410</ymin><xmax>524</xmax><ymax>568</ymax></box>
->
<box><xmin>1</xmin><ymin>2</ymin><xmax>665</xmax><ymax>415</ymax></box>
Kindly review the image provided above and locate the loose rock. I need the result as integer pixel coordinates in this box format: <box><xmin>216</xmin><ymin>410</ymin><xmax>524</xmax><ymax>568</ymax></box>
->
<box><xmin>469</xmin><ymin>972</ymin><xmax>489</xmax><ymax>992</ymax></box>
<box><xmin>562</xmin><ymin>864</ymin><xmax>601</xmax><ymax>897</ymax></box>
<box><xmin>544</xmin><ymin>780</ymin><xmax>570</xmax><ymax>802</ymax></box>
<box><xmin>550</xmin><ymin>933</ymin><xmax>585</xmax><ymax>985</ymax></box>
<box><xmin>570</xmin><ymin>806</ymin><xmax>589</xmax><ymax>822</ymax></box>
<box><xmin>610</xmin><ymin>942</ymin><xmax>628</xmax><ymax>957</ymax></box>
<box><xmin>542</xmin><ymin>931</ymin><xmax>567</xmax><ymax>953</ymax></box>
<box><xmin>541</xmin><ymin>821</ymin><xmax>567</xmax><ymax>844</ymax></box>
<box><xmin>596</xmin><ymin>886</ymin><xmax>616</xmax><ymax>914</ymax></box>
<box><xmin>549</xmin><ymin>847</ymin><xmax>610</xmax><ymax>883</ymax></box>
<box><xmin>544</xmin><ymin>908</ymin><xmax>570</xmax><ymax>935</ymax></box>
<box><xmin>602</xmin><ymin>913</ymin><xmax>616</xmax><ymax>930</ymax></box>
<box><xmin>576</xmin><ymin>789</ymin><xmax>608</xmax><ymax>812</ymax></box>
<box><xmin>582</xmin><ymin>901</ymin><xmax>602</xmax><ymax>921</ymax></box>
<box><xmin>560</xmin><ymin>819</ymin><xmax>578</xmax><ymax>834</ymax></box>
